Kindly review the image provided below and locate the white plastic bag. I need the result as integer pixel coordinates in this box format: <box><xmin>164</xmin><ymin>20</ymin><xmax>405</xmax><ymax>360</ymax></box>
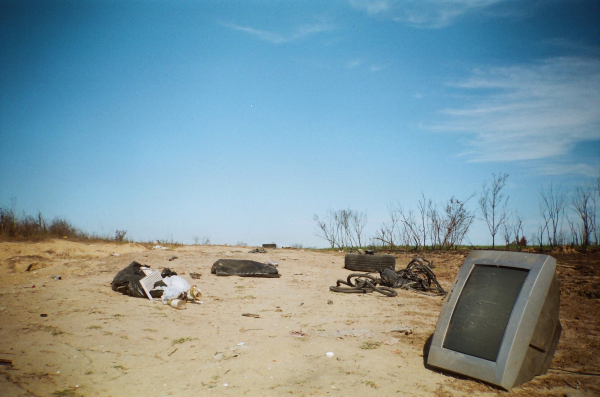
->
<box><xmin>156</xmin><ymin>276</ymin><xmax>191</xmax><ymax>304</ymax></box>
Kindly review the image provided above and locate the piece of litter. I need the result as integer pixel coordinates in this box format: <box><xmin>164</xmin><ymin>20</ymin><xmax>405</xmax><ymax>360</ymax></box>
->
<box><xmin>326</xmin><ymin>352</ymin><xmax>334</xmax><ymax>357</ymax></box>
<box><xmin>111</xmin><ymin>252</ymin><xmax>120</xmax><ymax>256</ymax></box>
<box><xmin>290</xmin><ymin>330</ymin><xmax>306</xmax><ymax>338</ymax></box>
<box><xmin>223</xmin><ymin>383</ymin><xmax>228</xmax><ymax>387</ymax></box>
<box><xmin>385</xmin><ymin>326</ymin><xmax>413</xmax><ymax>335</ymax></box>
<box><xmin>237</xmin><ymin>342</ymin><xmax>246</xmax><ymax>346</ymax></box>
<box><xmin>242</xmin><ymin>313</ymin><xmax>260</xmax><ymax>318</ymax></box>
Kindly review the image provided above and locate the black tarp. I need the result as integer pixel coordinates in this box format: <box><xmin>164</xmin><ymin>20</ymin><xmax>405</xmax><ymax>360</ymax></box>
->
<box><xmin>211</xmin><ymin>259</ymin><xmax>280</xmax><ymax>278</ymax></box>
<box><xmin>111</xmin><ymin>261</ymin><xmax>166</xmax><ymax>298</ymax></box>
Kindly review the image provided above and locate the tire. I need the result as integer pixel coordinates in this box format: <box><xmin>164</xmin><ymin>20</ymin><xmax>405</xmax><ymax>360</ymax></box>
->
<box><xmin>344</xmin><ymin>253</ymin><xmax>396</xmax><ymax>272</ymax></box>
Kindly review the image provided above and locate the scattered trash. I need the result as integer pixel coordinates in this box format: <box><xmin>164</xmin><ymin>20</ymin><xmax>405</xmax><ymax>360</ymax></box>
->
<box><xmin>112</xmin><ymin>262</ymin><xmax>201</xmax><ymax>306</ymax></box>
<box><xmin>111</xmin><ymin>252</ymin><xmax>120</xmax><ymax>256</ymax></box>
<box><xmin>242</xmin><ymin>313</ymin><xmax>260</xmax><ymax>318</ymax></box>
<box><xmin>190</xmin><ymin>273</ymin><xmax>202</xmax><ymax>279</ymax></box>
<box><xmin>153</xmin><ymin>245</ymin><xmax>168</xmax><ymax>250</ymax></box>
<box><xmin>212</xmin><ymin>259</ymin><xmax>280</xmax><ymax>278</ymax></box>
<box><xmin>0</xmin><ymin>359</ymin><xmax>13</xmax><ymax>367</ymax></box>
<box><xmin>248</xmin><ymin>248</ymin><xmax>267</xmax><ymax>253</ymax></box>
<box><xmin>290</xmin><ymin>330</ymin><xmax>307</xmax><ymax>338</ymax></box>
<box><xmin>332</xmin><ymin>329</ymin><xmax>374</xmax><ymax>339</ymax></box>
<box><xmin>169</xmin><ymin>299</ymin><xmax>186</xmax><ymax>310</ymax></box>
<box><xmin>168</xmin><ymin>256</ymin><xmax>178</xmax><ymax>261</ymax></box>
<box><xmin>330</xmin><ymin>257</ymin><xmax>446</xmax><ymax>297</ymax></box>
<box><xmin>112</xmin><ymin>262</ymin><xmax>156</xmax><ymax>298</ymax></box>
<box><xmin>326</xmin><ymin>352</ymin><xmax>335</xmax><ymax>358</ymax></box>
<box><xmin>40</xmin><ymin>314</ymin><xmax>47</xmax><ymax>317</ymax></box>
<box><xmin>161</xmin><ymin>268</ymin><xmax>177</xmax><ymax>277</ymax></box>
<box><xmin>385</xmin><ymin>326</ymin><xmax>413</xmax><ymax>335</ymax></box>
<box><xmin>237</xmin><ymin>342</ymin><xmax>246</xmax><ymax>346</ymax></box>
<box><xmin>330</xmin><ymin>273</ymin><xmax>397</xmax><ymax>297</ymax></box>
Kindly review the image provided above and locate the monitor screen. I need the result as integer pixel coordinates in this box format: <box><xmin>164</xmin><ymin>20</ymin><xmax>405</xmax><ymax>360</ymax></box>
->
<box><xmin>426</xmin><ymin>250</ymin><xmax>561</xmax><ymax>390</ymax></box>
<box><xmin>443</xmin><ymin>265</ymin><xmax>529</xmax><ymax>362</ymax></box>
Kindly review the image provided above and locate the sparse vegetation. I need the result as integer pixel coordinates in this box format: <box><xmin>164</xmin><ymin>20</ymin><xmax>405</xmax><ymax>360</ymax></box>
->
<box><xmin>360</xmin><ymin>341</ymin><xmax>381</xmax><ymax>349</ymax></box>
<box><xmin>172</xmin><ymin>337</ymin><xmax>192</xmax><ymax>344</ymax></box>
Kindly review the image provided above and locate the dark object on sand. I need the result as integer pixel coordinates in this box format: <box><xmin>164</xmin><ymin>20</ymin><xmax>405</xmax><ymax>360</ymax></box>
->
<box><xmin>161</xmin><ymin>267</ymin><xmax>177</xmax><ymax>277</ymax></box>
<box><xmin>330</xmin><ymin>257</ymin><xmax>446</xmax><ymax>297</ymax></box>
<box><xmin>112</xmin><ymin>261</ymin><xmax>166</xmax><ymax>298</ymax></box>
<box><xmin>344</xmin><ymin>252</ymin><xmax>395</xmax><ymax>272</ymax></box>
<box><xmin>330</xmin><ymin>273</ymin><xmax>398</xmax><ymax>297</ymax></box>
<box><xmin>0</xmin><ymin>359</ymin><xmax>12</xmax><ymax>367</ymax></box>
<box><xmin>190</xmin><ymin>272</ymin><xmax>202</xmax><ymax>279</ymax></box>
<box><xmin>248</xmin><ymin>248</ymin><xmax>267</xmax><ymax>253</ymax></box>
<box><xmin>262</xmin><ymin>244</ymin><xmax>277</xmax><ymax>249</ymax></box>
<box><xmin>212</xmin><ymin>259</ymin><xmax>280</xmax><ymax>278</ymax></box>
<box><xmin>168</xmin><ymin>256</ymin><xmax>178</xmax><ymax>261</ymax></box>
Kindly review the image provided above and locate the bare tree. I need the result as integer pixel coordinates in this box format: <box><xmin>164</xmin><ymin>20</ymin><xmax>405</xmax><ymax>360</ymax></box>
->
<box><xmin>372</xmin><ymin>204</ymin><xmax>400</xmax><ymax>249</ymax></box>
<box><xmin>539</xmin><ymin>183</ymin><xmax>567</xmax><ymax>247</ymax></box>
<box><xmin>350</xmin><ymin>210</ymin><xmax>368</xmax><ymax>248</ymax></box>
<box><xmin>417</xmin><ymin>193</ymin><xmax>430</xmax><ymax>249</ymax></box>
<box><xmin>502</xmin><ymin>222</ymin><xmax>512</xmax><ymax>248</ymax></box>
<box><xmin>512</xmin><ymin>212</ymin><xmax>524</xmax><ymax>248</ymax></box>
<box><xmin>314</xmin><ymin>211</ymin><xmax>338</xmax><ymax>249</ymax></box>
<box><xmin>314</xmin><ymin>208</ymin><xmax>368</xmax><ymax>249</ymax></box>
<box><xmin>440</xmin><ymin>196</ymin><xmax>476</xmax><ymax>248</ymax></box>
<box><xmin>536</xmin><ymin>221</ymin><xmax>548</xmax><ymax>252</ymax></box>
<box><xmin>571</xmin><ymin>186</ymin><xmax>596</xmax><ymax>249</ymax></box>
<box><xmin>479</xmin><ymin>173</ymin><xmax>510</xmax><ymax>249</ymax></box>
<box><xmin>398</xmin><ymin>207</ymin><xmax>423</xmax><ymax>248</ymax></box>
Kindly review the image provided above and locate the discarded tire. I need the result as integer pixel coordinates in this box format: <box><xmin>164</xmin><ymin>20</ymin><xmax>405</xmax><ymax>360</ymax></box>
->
<box><xmin>344</xmin><ymin>253</ymin><xmax>396</xmax><ymax>272</ymax></box>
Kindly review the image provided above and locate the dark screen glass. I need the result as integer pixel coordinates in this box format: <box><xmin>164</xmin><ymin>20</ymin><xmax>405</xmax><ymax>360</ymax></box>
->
<box><xmin>443</xmin><ymin>265</ymin><xmax>529</xmax><ymax>362</ymax></box>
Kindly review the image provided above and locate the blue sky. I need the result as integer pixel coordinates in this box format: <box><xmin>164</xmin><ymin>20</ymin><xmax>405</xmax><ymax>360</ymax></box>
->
<box><xmin>1</xmin><ymin>0</ymin><xmax>599</xmax><ymax>247</ymax></box>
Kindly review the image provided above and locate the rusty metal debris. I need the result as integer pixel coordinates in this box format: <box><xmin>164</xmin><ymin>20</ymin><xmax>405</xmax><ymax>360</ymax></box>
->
<box><xmin>329</xmin><ymin>257</ymin><xmax>446</xmax><ymax>297</ymax></box>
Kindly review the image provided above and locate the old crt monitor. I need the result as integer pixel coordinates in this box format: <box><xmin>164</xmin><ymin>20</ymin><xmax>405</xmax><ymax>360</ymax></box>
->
<box><xmin>427</xmin><ymin>250</ymin><xmax>561</xmax><ymax>390</ymax></box>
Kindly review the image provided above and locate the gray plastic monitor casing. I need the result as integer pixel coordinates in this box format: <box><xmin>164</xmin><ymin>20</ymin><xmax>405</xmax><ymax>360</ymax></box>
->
<box><xmin>427</xmin><ymin>250</ymin><xmax>561</xmax><ymax>390</ymax></box>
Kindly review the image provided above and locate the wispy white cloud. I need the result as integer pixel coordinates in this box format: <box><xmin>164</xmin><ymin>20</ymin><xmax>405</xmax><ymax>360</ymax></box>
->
<box><xmin>346</xmin><ymin>58</ymin><xmax>363</xmax><ymax>69</ymax></box>
<box><xmin>350</xmin><ymin>0</ymin><xmax>508</xmax><ymax>28</ymax></box>
<box><xmin>429</xmin><ymin>57</ymin><xmax>600</xmax><ymax>165</ymax></box>
<box><xmin>533</xmin><ymin>162</ymin><xmax>600</xmax><ymax>178</ymax></box>
<box><xmin>221</xmin><ymin>20</ymin><xmax>334</xmax><ymax>44</ymax></box>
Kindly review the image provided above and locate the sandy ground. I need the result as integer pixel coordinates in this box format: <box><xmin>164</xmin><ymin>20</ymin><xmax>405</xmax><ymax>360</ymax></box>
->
<box><xmin>0</xmin><ymin>240</ymin><xmax>599</xmax><ymax>397</ymax></box>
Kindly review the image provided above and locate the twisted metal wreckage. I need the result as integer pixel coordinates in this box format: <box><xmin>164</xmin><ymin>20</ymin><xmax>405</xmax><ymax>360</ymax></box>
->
<box><xmin>330</xmin><ymin>257</ymin><xmax>447</xmax><ymax>297</ymax></box>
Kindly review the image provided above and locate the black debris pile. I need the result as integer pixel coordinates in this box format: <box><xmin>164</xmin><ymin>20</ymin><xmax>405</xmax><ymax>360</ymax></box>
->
<box><xmin>212</xmin><ymin>259</ymin><xmax>280</xmax><ymax>278</ymax></box>
<box><xmin>248</xmin><ymin>248</ymin><xmax>267</xmax><ymax>254</ymax></box>
<box><xmin>111</xmin><ymin>261</ymin><xmax>166</xmax><ymax>298</ymax></box>
<box><xmin>330</xmin><ymin>257</ymin><xmax>446</xmax><ymax>297</ymax></box>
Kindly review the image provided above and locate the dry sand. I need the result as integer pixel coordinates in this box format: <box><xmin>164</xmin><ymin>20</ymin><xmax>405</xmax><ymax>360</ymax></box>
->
<box><xmin>0</xmin><ymin>240</ymin><xmax>599</xmax><ymax>396</ymax></box>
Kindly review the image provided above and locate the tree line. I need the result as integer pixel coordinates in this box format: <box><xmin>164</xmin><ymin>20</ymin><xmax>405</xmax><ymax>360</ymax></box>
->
<box><xmin>314</xmin><ymin>173</ymin><xmax>600</xmax><ymax>251</ymax></box>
